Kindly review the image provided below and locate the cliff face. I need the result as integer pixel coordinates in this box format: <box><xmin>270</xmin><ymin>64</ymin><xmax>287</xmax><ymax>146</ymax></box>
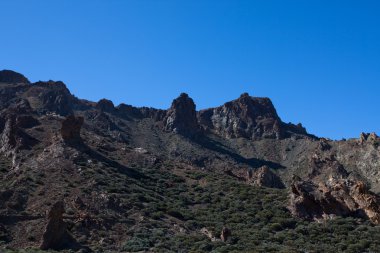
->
<box><xmin>1</xmin><ymin>70</ymin><xmax>380</xmax><ymax>252</ymax></box>
<box><xmin>198</xmin><ymin>93</ymin><xmax>309</xmax><ymax>140</ymax></box>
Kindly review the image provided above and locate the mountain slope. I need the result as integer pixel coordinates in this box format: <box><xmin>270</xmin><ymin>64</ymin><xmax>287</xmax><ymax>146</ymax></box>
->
<box><xmin>0</xmin><ymin>70</ymin><xmax>380</xmax><ymax>253</ymax></box>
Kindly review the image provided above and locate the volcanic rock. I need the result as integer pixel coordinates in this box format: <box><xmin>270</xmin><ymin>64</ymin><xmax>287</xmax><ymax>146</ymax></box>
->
<box><xmin>289</xmin><ymin>155</ymin><xmax>380</xmax><ymax>223</ymax></box>
<box><xmin>0</xmin><ymin>70</ymin><xmax>30</xmax><ymax>84</ymax></box>
<box><xmin>61</xmin><ymin>115</ymin><xmax>84</xmax><ymax>143</ymax></box>
<box><xmin>163</xmin><ymin>93</ymin><xmax>200</xmax><ymax>137</ymax></box>
<box><xmin>318</xmin><ymin>138</ymin><xmax>331</xmax><ymax>151</ymax></box>
<box><xmin>289</xmin><ymin>177</ymin><xmax>380</xmax><ymax>224</ymax></box>
<box><xmin>247</xmin><ymin>166</ymin><xmax>285</xmax><ymax>189</ymax></box>
<box><xmin>25</xmin><ymin>81</ymin><xmax>74</xmax><ymax>116</ymax></box>
<box><xmin>96</xmin><ymin>99</ymin><xmax>115</xmax><ymax>113</ymax></box>
<box><xmin>359</xmin><ymin>132</ymin><xmax>379</xmax><ymax>145</ymax></box>
<box><xmin>40</xmin><ymin>201</ymin><xmax>68</xmax><ymax>250</ymax></box>
<box><xmin>198</xmin><ymin>93</ymin><xmax>284</xmax><ymax>139</ymax></box>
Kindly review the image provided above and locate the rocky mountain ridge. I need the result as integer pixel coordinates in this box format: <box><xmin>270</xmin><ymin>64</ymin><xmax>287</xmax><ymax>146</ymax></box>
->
<box><xmin>0</xmin><ymin>69</ymin><xmax>380</xmax><ymax>252</ymax></box>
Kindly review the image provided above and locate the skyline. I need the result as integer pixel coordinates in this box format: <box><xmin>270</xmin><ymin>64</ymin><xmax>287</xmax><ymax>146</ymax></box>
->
<box><xmin>1</xmin><ymin>0</ymin><xmax>379</xmax><ymax>139</ymax></box>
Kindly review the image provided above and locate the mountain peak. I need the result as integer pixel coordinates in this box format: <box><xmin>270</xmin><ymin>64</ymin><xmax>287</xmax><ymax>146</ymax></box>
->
<box><xmin>0</xmin><ymin>70</ymin><xmax>30</xmax><ymax>84</ymax></box>
<box><xmin>163</xmin><ymin>93</ymin><xmax>200</xmax><ymax>137</ymax></box>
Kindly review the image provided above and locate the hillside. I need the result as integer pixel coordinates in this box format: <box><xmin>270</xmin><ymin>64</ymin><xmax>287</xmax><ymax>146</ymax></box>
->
<box><xmin>1</xmin><ymin>70</ymin><xmax>380</xmax><ymax>253</ymax></box>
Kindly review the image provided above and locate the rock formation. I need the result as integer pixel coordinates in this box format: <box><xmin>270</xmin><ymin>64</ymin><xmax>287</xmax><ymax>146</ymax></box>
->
<box><xmin>289</xmin><ymin>177</ymin><xmax>380</xmax><ymax>224</ymax></box>
<box><xmin>0</xmin><ymin>70</ymin><xmax>30</xmax><ymax>84</ymax></box>
<box><xmin>247</xmin><ymin>166</ymin><xmax>285</xmax><ymax>189</ymax></box>
<box><xmin>96</xmin><ymin>99</ymin><xmax>115</xmax><ymax>113</ymax></box>
<box><xmin>40</xmin><ymin>201</ymin><xmax>68</xmax><ymax>250</ymax></box>
<box><xmin>61</xmin><ymin>115</ymin><xmax>84</xmax><ymax>143</ymax></box>
<box><xmin>198</xmin><ymin>93</ymin><xmax>282</xmax><ymax>139</ymax></box>
<box><xmin>25</xmin><ymin>81</ymin><xmax>75</xmax><ymax>116</ymax></box>
<box><xmin>359</xmin><ymin>132</ymin><xmax>379</xmax><ymax>145</ymax></box>
<box><xmin>289</xmin><ymin>155</ymin><xmax>380</xmax><ymax>223</ymax></box>
<box><xmin>163</xmin><ymin>93</ymin><xmax>200</xmax><ymax>137</ymax></box>
<box><xmin>220</xmin><ymin>227</ymin><xmax>231</xmax><ymax>242</ymax></box>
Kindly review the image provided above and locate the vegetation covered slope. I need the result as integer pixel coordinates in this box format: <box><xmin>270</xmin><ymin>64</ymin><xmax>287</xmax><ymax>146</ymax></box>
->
<box><xmin>0</xmin><ymin>70</ymin><xmax>380</xmax><ymax>253</ymax></box>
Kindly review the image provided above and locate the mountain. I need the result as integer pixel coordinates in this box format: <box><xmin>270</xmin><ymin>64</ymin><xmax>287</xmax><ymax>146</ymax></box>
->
<box><xmin>1</xmin><ymin>70</ymin><xmax>380</xmax><ymax>253</ymax></box>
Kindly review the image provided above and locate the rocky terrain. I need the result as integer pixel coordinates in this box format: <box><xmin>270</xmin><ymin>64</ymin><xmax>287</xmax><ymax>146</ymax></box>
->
<box><xmin>0</xmin><ymin>69</ymin><xmax>380</xmax><ymax>252</ymax></box>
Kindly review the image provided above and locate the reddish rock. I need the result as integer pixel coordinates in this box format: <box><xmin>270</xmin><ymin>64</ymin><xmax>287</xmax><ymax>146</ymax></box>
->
<box><xmin>61</xmin><ymin>115</ymin><xmax>84</xmax><ymax>143</ymax></box>
<box><xmin>289</xmin><ymin>156</ymin><xmax>380</xmax><ymax>224</ymax></box>
<box><xmin>40</xmin><ymin>201</ymin><xmax>68</xmax><ymax>250</ymax></box>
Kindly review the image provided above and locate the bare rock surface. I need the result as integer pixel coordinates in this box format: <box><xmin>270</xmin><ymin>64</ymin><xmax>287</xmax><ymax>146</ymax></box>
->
<box><xmin>61</xmin><ymin>115</ymin><xmax>84</xmax><ymax>143</ymax></box>
<box><xmin>0</xmin><ymin>70</ymin><xmax>30</xmax><ymax>84</ymax></box>
<box><xmin>247</xmin><ymin>166</ymin><xmax>285</xmax><ymax>188</ymax></box>
<box><xmin>40</xmin><ymin>201</ymin><xmax>68</xmax><ymax>250</ymax></box>
<box><xmin>163</xmin><ymin>93</ymin><xmax>200</xmax><ymax>137</ymax></box>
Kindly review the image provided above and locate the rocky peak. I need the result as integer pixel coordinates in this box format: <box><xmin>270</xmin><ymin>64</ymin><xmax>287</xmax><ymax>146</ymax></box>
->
<box><xmin>359</xmin><ymin>132</ymin><xmax>379</xmax><ymax>145</ymax></box>
<box><xmin>163</xmin><ymin>93</ymin><xmax>200</xmax><ymax>137</ymax></box>
<box><xmin>198</xmin><ymin>93</ymin><xmax>284</xmax><ymax>139</ymax></box>
<box><xmin>96</xmin><ymin>99</ymin><xmax>115</xmax><ymax>112</ymax></box>
<box><xmin>0</xmin><ymin>70</ymin><xmax>30</xmax><ymax>84</ymax></box>
<box><xmin>24</xmin><ymin>80</ymin><xmax>75</xmax><ymax>116</ymax></box>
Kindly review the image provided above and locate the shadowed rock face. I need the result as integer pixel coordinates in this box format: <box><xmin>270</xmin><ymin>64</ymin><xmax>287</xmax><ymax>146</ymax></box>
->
<box><xmin>96</xmin><ymin>99</ymin><xmax>115</xmax><ymax>113</ymax></box>
<box><xmin>0</xmin><ymin>70</ymin><xmax>30</xmax><ymax>84</ymax></box>
<box><xmin>199</xmin><ymin>93</ymin><xmax>285</xmax><ymax>139</ymax></box>
<box><xmin>247</xmin><ymin>166</ymin><xmax>285</xmax><ymax>189</ymax></box>
<box><xmin>163</xmin><ymin>93</ymin><xmax>200</xmax><ymax>137</ymax></box>
<box><xmin>61</xmin><ymin>115</ymin><xmax>84</xmax><ymax>143</ymax></box>
<box><xmin>40</xmin><ymin>201</ymin><xmax>67</xmax><ymax>250</ymax></box>
<box><xmin>25</xmin><ymin>81</ymin><xmax>75</xmax><ymax>116</ymax></box>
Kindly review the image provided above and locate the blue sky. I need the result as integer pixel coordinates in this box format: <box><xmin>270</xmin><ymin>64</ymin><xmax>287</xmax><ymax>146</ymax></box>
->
<box><xmin>1</xmin><ymin>1</ymin><xmax>379</xmax><ymax>139</ymax></box>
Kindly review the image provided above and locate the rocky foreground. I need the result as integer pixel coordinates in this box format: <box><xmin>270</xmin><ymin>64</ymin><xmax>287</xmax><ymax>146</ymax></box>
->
<box><xmin>0</xmin><ymin>70</ymin><xmax>380</xmax><ymax>252</ymax></box>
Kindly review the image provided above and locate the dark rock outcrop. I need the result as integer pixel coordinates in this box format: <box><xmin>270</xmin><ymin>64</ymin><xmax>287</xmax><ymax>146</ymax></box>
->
<box><xmin>199</xmin><ymin>93</ymin><xmax>310</xmax><ymax>140</ymax></box>
<box><xmin>199</xmin><ymin>93</ymin><xmax>284</xmax><ymax>139</ymax></box>
<box><xmin>359</xmin><ymin>132</ymin><xmax>379</xmax><ymax>145</ymax></box>
<box><xmin>96</xmin><ymin>99</ymin><xmax>115</xmax><ymax>113</ymax></box>
<box><xmin>163</xmin><ymin>93</ymin><xmax>200</xmax><ymax>137</ymax></box>
<box><xmin>247</xmin><ymin>166</ymin><xmax>285</xmax><ymax>189</ymax></box>
<box><xmin>61</xmin><ymin>115</ymin><xmax>84</xmax><ymax>143</ymax></box>
<box><xmin>0</xmin><ymin>70</ymin><xmax>30</xmax><ymax>84</ymax></box>
<box><xmin>220</xmin><ymin>227</ymin><xmax>231</xmax><ymax>242</ymax></box>
<box><xmin>24</xmin><ymin>81</ymin><xmax>75</xmax><ymax>116</ymax></box>
<box><xmin>40</xmin><ymin>201</ymin><xmax>68</xmax><ymax>250</ymax></box>
<box><xmin>318</xmin><ymin>138</ymin><xmax>332</xmax><ymax>151</ymax></box>
<box><xmin>0</xmin><ymin>115</ymin><xmax>38</xmax><ymax>153</ymax></box>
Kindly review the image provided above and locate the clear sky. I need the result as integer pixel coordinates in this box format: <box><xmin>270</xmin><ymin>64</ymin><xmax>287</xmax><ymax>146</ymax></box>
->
<box><xmin>1</xmin><ymin>1</ymin><xmax>379</xmax><ymax>140</ymax></box>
